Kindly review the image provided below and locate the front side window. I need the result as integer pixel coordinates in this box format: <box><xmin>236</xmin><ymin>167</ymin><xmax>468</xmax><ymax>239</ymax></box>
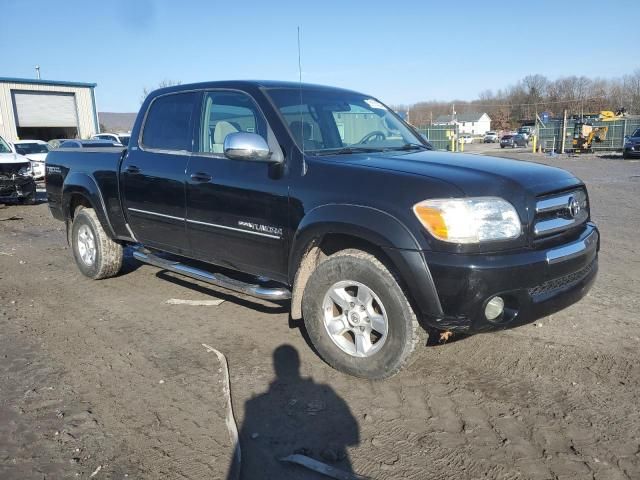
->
<box><xmin>267</xmin><ymin>88</ymin><xmax>425</xmax><ymax>154</ymax></box>
<box><xmin>142</xmin><ymin>92</ymin><xmax>197</xmax><ymax>152</ymax></box>
<box><xmin>198</xmin><ymin>91</ymin><xmax>267</xmax><ymax>154</ymax></box>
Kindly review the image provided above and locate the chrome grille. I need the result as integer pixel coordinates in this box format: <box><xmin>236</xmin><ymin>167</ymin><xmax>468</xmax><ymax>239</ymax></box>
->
<box><xmin>533</xmin><ymin>189</ymin><xmax>588</xmax><ymax>238</ymax></box>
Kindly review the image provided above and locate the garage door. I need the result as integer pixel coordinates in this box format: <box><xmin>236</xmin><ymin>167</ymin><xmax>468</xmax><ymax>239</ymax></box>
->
<box><xmin>13</xmin><ymin>91</ymin><xmax>78</xmax><ymax>127</ymax></box>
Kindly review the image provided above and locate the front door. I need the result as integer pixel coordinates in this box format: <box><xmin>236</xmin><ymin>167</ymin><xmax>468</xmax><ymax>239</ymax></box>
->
<box><xmin>185</xmin><ymin>90</ymin><xmax>289</xmax><ymax>282</ymax></box>
<box><xmin>121</xmin><ymin>91</ymin><xmax>198</xmax><ymax>254</ymax></box>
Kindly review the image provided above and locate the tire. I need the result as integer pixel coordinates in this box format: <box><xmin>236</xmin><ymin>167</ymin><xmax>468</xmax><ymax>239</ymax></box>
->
<box><xmin>501</xmin><ymin>145</ymin><xmax>505</xmax><ymax>148</ymax></box>
<box><xmin>71</xmin><ymin>207</ymin><xmax>123</xmax><ymax>279</ymax></box>
<box><xmin>20</xmin><ymin>191</ymin><xmax>36</xmax><ymax>205</ymax></box>
<box><xmin>302</xmin><ymin>249</ymin><xmax>423</xmax><ymax>379</ymax></box>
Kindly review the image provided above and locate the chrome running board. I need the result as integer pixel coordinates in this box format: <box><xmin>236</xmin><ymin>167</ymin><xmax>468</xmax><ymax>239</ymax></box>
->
<box><xmin>132</xmin><ymin>247</ymin><xmax>291</xmax><ymax>301</ymax></box>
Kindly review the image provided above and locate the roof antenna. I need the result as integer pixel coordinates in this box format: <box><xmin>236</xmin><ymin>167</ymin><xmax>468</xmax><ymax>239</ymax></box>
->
<box><xmin>298</xmin><ymin>26</ymin><xmax>307</xmax><ymax>175</ymax></box>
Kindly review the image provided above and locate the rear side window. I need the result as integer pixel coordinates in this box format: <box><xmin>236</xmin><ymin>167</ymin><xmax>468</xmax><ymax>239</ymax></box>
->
<box><xmin>142</xmin><ymin>92</ymin><xmax>197</xmax><ymax>151</ymax></box>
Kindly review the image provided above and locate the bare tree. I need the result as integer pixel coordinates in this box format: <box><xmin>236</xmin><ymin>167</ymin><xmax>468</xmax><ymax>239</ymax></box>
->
<box><xmin>399</xmin><ymin>71</ymin><xmax>639</xmax><ymax>129</ymax></box>
<box><xmin>140</xmin><ymin>79</ymin><xmax>182</xmax><ymax>104</ymax></box>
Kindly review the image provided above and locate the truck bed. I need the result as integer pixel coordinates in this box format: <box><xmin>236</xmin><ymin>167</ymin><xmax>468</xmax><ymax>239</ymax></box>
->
<box><xmin>46</xmin><ymin>147</ymin><xmax>129</xmax><ymax>238</ymax></box>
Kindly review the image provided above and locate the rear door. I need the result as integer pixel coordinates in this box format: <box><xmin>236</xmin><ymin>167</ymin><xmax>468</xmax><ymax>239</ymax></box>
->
<box><xmin>121</xmin><ymin>91</ymin><xmax>199</xmax><ymax>255</ymax></box>
<box><xmin>185</xmin><ymin>90</ymin><xmax>289</xmax><ymax>281</ymax></box>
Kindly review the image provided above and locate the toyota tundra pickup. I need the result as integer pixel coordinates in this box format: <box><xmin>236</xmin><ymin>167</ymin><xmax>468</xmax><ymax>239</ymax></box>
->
<box><xmin>46</xmin><ymin>81</ymin><xmax>599</xmax><ymax>379</ymax></box>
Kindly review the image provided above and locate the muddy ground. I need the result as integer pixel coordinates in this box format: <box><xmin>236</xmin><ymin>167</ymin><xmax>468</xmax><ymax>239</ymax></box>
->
<box><xmin>1</xmin><ymin>150</ymin><xmax>639</xmax><ymax>480</ymax></box>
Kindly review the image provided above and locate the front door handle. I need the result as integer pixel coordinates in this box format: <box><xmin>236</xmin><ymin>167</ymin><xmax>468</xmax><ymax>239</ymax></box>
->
<box><xmin>125</xmin><ymin>165</ymin><xmax>141</xmax><ymax>174</ymax></box>
<box><xmin>190</xmin><ymin>172</ymin><xmax>212</xmax><ymax>183</ymax></box>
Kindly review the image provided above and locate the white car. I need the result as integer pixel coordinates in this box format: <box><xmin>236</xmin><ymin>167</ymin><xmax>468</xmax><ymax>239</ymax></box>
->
<box><xmin>1</xmin><ymin>135</ymin><xmax>36</xmax><ymax>204</ymax></box>
<box><xmin>459</xmin><ymin>134</ymin><xmax>474</xmax><ymax>144</ymax></box>
<box><xmin>483</xmin><ymin>131</ymin><xmax>499</xmax><ymax>143</ymax></box>
<box><xmin>12</xmin><ymin>140</ymin><xmax>50</xmax><ymax>180</ymax></box>
<box><xmin>91</xmin><ymin>132</ymin><xmax>129</xmax><ymax>146</ymax></box>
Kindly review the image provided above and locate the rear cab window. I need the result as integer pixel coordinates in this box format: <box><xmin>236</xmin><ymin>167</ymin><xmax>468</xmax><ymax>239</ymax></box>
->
<box><xmin>141</xmin><ymin>92</ymin><xmax>198</xmax><ymax>152</ymax></box>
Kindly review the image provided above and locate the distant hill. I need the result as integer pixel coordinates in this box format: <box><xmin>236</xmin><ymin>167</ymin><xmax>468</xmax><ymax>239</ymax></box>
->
<box><xmin>98</xmin><ymin>112</ymin><xmax>137</xmax><ymax>133</ymax></box>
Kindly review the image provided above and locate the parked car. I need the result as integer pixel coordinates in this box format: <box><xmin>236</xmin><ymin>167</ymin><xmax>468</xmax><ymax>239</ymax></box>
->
<box><xmin>483</xmin><ymin>131</ymin><xmax>499</xmax><ymax>143</ymax></box>
<box><xmin>12</xmin><ymin>140</ymin><xmax>50</xmax><ymax>180</ymax></box>
<box><xmin>459</xmin><ymin>134</ymin><xmax>473</xmax><ymax>144</ymax></box>
<box><xmin>517</xmin><ymin>126</ymin><xmax>534</xmax><ymax>141</ymax></box>
<box><xmin>46</xmin><ymin>80</ymin><xmax>599</xmax><ymax>379</ymax></box>
<box><xmin>623</xmin><ymin>128</ymin><xmax>640</xmax><ymax>159</ymax></box>
<box><xmin>0</xmin><ymin>135</ymin><xmax>36</xmax><ymax>204</ymax></box>
<box><xmin>500</xmin><ymin>134</ymin><xmax>528</xmax><ymax>148</ymax></box>
<box><xmin>48</xmin><ymin>139</ymin><xmax>73</xmax><ymax>149</ymax></box>
<box><xmin>91</xmin><ymin>133</ymin><xmax>129</xmax><ymax>146</ymax></box>
<box><xmin>60</xmin><ymin>140</ymin><xmax>123</xmax><ymax>148</ymax></box>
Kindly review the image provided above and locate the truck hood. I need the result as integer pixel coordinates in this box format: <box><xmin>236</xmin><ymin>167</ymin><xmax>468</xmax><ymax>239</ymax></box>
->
<box><xmin>0</xmin><ymin>152</ymin><xmax>31</xmax><ymax>164</ymax></box>
<box><xmin>326</xmin><ymin>150</ymin><xmax>581</xmax><ymax>196</ymax></box>
<box><xmin>22</xmin><ymin>153</ymin><xmax>47</xmax><ymax>162</ymax></box>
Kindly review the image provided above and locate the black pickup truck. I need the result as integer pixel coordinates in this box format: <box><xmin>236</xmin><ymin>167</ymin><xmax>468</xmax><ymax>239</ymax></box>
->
<box><xmin>46</xmin><ymin>81</ymin><xmax>599</xmax><ymax>379</ymax></box>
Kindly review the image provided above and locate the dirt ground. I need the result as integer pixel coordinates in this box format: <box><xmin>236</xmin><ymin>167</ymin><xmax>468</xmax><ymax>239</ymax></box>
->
<box><xmin>1</xmin><ymin>150</ymin><xmax>639</xmax><ymax>480</ymax></box>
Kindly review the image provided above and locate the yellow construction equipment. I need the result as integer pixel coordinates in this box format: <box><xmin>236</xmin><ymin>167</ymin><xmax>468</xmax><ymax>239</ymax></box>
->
<box><xmin>572</xmin><ymin>123</ymin><xmax>608</xmax><ymax>153</ymax></box>
<box><xmin>598</xmin><ymin>108</ymin><xmax>626</xmax><ymax>122</ymax></box>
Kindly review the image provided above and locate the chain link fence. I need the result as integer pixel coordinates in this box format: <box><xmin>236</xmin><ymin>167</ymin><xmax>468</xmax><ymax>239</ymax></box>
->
<box><xmin>536</xmin><ymin>117</ymin><xmax>640</xmax><ymax>153</ymax></box>
<box><xmin>416</xmin><ymin>125</ymin><xmax>458</xmax><ymax>150</ymax></box>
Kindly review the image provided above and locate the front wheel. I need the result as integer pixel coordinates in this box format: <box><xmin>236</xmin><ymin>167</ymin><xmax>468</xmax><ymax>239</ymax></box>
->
<box><xmin>302</xmin><ymin>249</ymin><xmax>423</xmax><ymax>379</ymax></box>
<box><xmin>71</xmin><ymin>207</ymin><xmax>123</xmax><ymax>279</ymax></box>
<box><xmin>20</xmin><ymin>191</ymin><xmax>36</xmax><ymax>205</ymax></box>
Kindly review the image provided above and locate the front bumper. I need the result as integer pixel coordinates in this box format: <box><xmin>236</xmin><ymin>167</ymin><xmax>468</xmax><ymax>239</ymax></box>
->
<box><xmin>0</xmin><ymin>175</ymin><xmax>36</xmax><ymax>202</ymax></box>
<box><xmin>623</xmin><ymin>146</ymin><xmax>640</xmax><ymax>157</ymax></box>
<box><xmin>424</xmin><ymin>223</ymin><xmax>599</xmax><ymax>333</ymax></box>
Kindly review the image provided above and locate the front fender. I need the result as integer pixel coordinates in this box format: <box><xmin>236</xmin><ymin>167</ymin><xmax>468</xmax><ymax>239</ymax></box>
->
<box><xmin>62</xmin><ymin>172</ymin><xmax>116</xmax><ymax>238</ymax></box>
<box><xmin>290</xmin><ymin>204</ymin><xmax>444</xmax><ymax>320</ymax></box>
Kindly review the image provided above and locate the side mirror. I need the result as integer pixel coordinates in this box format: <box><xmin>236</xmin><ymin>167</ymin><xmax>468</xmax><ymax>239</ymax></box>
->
<box><xmin>223</xmin><ymin>132</ymin><xmax>273</xmax><ymax>162</ymax></box>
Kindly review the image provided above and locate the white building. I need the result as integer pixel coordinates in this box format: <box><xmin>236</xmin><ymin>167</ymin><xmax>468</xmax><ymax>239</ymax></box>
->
<box><xmin>0</xmin><ymin>77</ymin><xmax>99</xmax><ymax>143</ymax></box>
<box><xmin>434</xmin><ymin>112</ymin><xmax>491</xmax><ymax>135</ymax></box>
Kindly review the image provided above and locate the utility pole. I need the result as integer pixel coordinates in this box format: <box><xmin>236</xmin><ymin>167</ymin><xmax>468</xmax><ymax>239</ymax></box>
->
<box><xmin>35</xmin><ymin>65</ymin><xmax>41</xmax><ymax>80</ymax></box>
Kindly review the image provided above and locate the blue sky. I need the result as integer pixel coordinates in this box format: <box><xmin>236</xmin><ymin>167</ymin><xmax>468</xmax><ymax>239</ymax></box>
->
<box><xmin>2</xmin><ymin>0</ymin><xmax>638</xmax><ymax>112</ymax></box>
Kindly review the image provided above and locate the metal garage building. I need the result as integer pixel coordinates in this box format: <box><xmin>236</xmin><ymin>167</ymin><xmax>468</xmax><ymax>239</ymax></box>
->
<box><xmin>0</xmin><ymin>77</ymin><xmax>98</xmax><ymax>143</ymax></box>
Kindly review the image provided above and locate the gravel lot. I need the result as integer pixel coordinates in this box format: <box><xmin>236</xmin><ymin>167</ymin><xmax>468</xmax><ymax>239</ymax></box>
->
<box><xmin>1</xmin><ymin>149</ymin><xmax>639</xmax><ymax>480</ymax></box>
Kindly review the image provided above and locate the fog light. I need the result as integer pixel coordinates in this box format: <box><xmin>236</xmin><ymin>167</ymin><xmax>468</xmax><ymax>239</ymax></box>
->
<box><xmin>485</xmin><ymin>296</ymin><xmax>505</xmax><ymax>321</ymax></box>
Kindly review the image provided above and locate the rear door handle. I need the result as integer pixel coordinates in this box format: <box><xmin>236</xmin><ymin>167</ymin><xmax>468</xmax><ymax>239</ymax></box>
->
<box><xmin>190</xmin><ymin>172</ymin><xmax>212</xmax><ymax>183</ymax></box>
<box><xmin>125</xmin><ymin>165</ymin><xmax>141</xmax><ymax>174</ymax></box>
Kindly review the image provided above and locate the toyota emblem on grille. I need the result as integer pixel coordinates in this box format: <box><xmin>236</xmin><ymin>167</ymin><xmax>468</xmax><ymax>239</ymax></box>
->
<box><xmin>567</xmin><ymin>196</ymin><xmax>581</xmax><ymax>218</ymax></box>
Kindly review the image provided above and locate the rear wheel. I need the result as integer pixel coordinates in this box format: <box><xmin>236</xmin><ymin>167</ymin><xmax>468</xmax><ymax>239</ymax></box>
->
<box><xmin>71</xmin><ymin>207</ymin><xmax>123</xmax><ymax>279</ymax></box>
<box><xmin>302</xmin><ymin>249</ymin><xmax>423</xmax><ymax>379</ymax></box>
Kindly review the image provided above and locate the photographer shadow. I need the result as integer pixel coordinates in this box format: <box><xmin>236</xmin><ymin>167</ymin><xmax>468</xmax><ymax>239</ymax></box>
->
<box><xmin>228</xmin><ymin>345</ymin><xmax>359</xmax><ymax>479</ymax></box>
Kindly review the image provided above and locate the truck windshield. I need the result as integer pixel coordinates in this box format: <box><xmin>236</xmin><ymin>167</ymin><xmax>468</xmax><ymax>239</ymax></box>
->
<box><xmin>267</xmin><ymin>88</ymin><xmax>426</xmax><ymax>154</ymax></box>
<box><xmin>15</xmin><ymin>143</ymin><xmax>50</xmax><ymax>155</ymax></box>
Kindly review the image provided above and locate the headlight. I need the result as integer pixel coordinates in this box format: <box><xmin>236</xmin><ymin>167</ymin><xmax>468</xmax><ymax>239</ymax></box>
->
<box><xmin>413</xmin><ymin>197</ymin><xmax>521</xmax><ymax>243</ymax></box>
<box><xmin>18</xmin><ymin>165</ymin><xmax>32</xmax><ymax>176</ymax></box>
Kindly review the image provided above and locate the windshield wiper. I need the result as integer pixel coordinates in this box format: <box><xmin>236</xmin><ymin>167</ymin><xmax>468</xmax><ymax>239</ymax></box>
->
<box><xmin>312</xmin><ymin>146</ymin><xmax>386</xmax><ymax>156</ymax></box>
<box><xmin>385</xmin><ymin>143</ymin><xmax>431</xmax><ymax>151</ymax></box>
